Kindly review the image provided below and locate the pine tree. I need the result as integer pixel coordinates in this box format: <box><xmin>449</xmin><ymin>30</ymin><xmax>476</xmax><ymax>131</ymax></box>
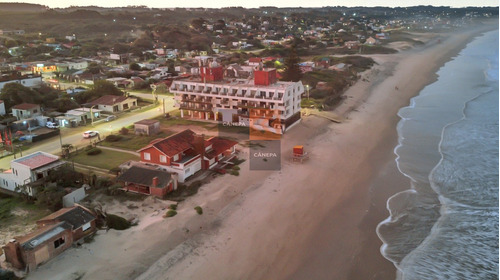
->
<box><xmin>281</xmin><ymin>45</ymin><xmax>302</xmax><ymax>82</ymax></box>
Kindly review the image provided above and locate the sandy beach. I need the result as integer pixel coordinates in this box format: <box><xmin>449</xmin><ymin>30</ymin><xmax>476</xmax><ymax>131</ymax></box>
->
<box><xmin>22</xmin><ymin>22</ymin><xmax>497</xmax><ymax>280</ymax></box>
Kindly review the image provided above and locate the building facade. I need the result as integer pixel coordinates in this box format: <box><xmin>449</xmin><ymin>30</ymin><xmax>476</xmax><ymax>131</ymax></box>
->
<box><xmin>170</xmin><ymin>64</ymin><xmax>303</xmax><ymax>134</ymax></box>
<box><xmin>0</xmin><ymin>151</ymin><xmax>65</xmax><ymax>196</ymax></box>
<box><xmin>3</xmin><ymin>205</ymin><xmax>97</xmax><ymax>272</ymax></box>
<box><xmin>0</xmin><ymin>75</ymin><xmax>42</xmax><ymax>91</ymax></box>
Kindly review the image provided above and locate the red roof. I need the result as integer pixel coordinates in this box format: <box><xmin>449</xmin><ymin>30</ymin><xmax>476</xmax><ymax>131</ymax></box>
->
<box><xmin>88</xmin><ymin>95</ymin><xmax>130</xmax><ymax>106</ymax></box>
<box><xmin>249</xmin><ymin>57</ymin><xmax>262</xmax><ymax>63</ymax></box>
<box><xmin>205</xmin><ymin>137</ymin><xmax>238</xmax><ymax>159</ymax></box>
<box><xmin>137</xmin><ymin>129</ymin><xmax>198</xmax><ymax>157</ymax></box>
<box><xmin>12</xmin><ymin>103</ymin><xmax>39</xmax><ymax>110</ymax></box>
<box><xmin>14</xmin><ymin>152</ymin><xmax>59</xmax><ymax>169</ymax></box>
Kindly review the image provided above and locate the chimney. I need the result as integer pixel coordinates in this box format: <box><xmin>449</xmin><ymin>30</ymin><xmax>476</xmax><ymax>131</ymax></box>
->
<box><xmin>152</xmin><ymin>177</ymin><xmax>159</xmax><ymax>187</ymax></box>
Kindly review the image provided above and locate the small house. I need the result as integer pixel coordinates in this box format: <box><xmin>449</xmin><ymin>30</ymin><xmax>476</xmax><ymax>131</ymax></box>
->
<box><xmin>134</xmin><ymin>119</ymin><xmax>160</xmax><ymax>136</ymax></box>
<box><xmin>345</xmin><ymin>41</ymin><xmax>361</xmax><ymax>49</ymax></box>
<box><xmin>11</xmin><ymin>103</ymin><xmax>41</xmax><ymax>121</ymax></box>
<box><xmin>116</xmin><ymin>165</ymin><xmax>177</xmax><ymax>197</ymax></box>
<box><xmin>87</xmin><ymin>95</ymin><xmax>137</xmax><ymax>113</ymax></box>
<box><xmin>2</xmin><ymin>205</ymin><xmax>97</xmax><ymax>272</ymax></box>
<box><xmin>0</xmin><ymin>151</ymin><xmax>66</xmax><ymax>196</ymax></box>
<box><xmin>365</xmin><ymin>37</ymin><xmax>378</xmax><ymax>45</ymax></box>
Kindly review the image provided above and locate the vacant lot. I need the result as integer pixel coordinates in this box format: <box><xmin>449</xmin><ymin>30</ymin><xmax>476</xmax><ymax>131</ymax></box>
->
<box><xmin>70</xmin><ymin>149</ymin><xmax>139</xmax><ymax>170</ymax></box>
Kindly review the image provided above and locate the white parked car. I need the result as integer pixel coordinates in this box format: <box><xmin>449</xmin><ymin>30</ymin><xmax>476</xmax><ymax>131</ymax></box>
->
<box><xmin>83</xmin><ymin>130</ymin><xmax>99</xmax><ymax>138</ymax></box>
<box><xmin>46</xmin><ymin>122</ymin><xmax>59</xmax><ymax>129</ymax></box>
<box><xmin>106</xmin><ymin>115</ymin><xmax>116</xmax><ymax>122</ymax></box>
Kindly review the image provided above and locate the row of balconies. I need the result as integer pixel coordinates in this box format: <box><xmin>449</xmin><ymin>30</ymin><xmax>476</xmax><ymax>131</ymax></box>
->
<box><xmin>172</xmin><ymin>83</ymin><xmax>285</xmax><ymax>100</ymax></box>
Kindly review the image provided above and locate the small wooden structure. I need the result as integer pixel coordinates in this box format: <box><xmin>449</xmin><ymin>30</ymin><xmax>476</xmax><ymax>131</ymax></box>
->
<box><xmin>292</xmin><ymin>145</ymin><xmax>309</xmax><ymax>163</ymax></box>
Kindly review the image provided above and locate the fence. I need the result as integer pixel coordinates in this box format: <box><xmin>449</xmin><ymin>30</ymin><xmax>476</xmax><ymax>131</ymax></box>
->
<box><xmin>32</xmin><ymin>129</ymin><xmax>60</xmax><ymax>143</ymax></box>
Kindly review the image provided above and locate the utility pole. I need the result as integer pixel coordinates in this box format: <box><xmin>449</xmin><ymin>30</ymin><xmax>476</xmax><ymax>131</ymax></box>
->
<box><xmin>59</xmin><ymin>129</ymin><xmax>63</xmax><ymax>155</ymax></box>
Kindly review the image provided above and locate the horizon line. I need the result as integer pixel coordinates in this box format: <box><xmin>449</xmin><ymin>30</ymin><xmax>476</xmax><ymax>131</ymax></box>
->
<box><xmin>2</xmin><ymin>2</ymin><xmax>499</xmax><ymax>9</ymax></box>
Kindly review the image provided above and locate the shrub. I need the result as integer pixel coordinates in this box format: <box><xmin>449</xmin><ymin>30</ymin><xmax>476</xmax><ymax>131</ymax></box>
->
<box><xmin>95</xmin><ymin>178</ymin><xmax>112</xmax><ymax>189</ymax></box>
<box><xmin>230</xmin><ymin>170</ymin><xmax>239</xmax><ymax>176</ymax></box>
<box><xmin>168</xmin><ymin>204</ymin><xmax>177</xmax><ymax>210</ymax></box>
<box><xmin>85</xmin><ymin>144</ymin><xmax>94</xmax><ymax>151</ymax></box>
<box><xmin>119</xmin><ymin>127</ymin><xmax>129</xmax><ymax>135</ymax></box>
<box><xmin>106</xmin><ymin>213</ymin><xmax>131</xmax><ymax>230</ymax></box>
<box><xmin>105</xmin><ymin>135</ymin><xmax>123</xmax><ymax>142</ymax></box>
<box><xmin>86</xmin><ymin>148</ymin><xmax>102</xmax><ymax>155</ymax></box>
<box><xmin>164</xmin><ymin>209</ymin><xmax>177</xmax><ymax>218</ymax></box>
<box><xmin>109</xmin><ymin>167</ymin><xmax>121</xmax><ymax>175</ymax></box>
<box><xmin>194</xmin><ymin>206</ymin><xmax>203</xmax><ymax>215</ymax></box>
<box><xmin>106</xmin><ymin>184</ymin><xmax>123</xmax><ymax>195</ymax></box>
<box><xmin>232</xmin><ymin>165</ymin><xmax>240</xmax><ymax>171</ymax></box>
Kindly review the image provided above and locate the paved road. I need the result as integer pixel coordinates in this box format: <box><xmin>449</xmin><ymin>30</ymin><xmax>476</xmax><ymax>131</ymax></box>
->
<box><xmin>0</xmin><ymin>97</ymin><xmax>176</xmax><ymax>169</ymax></box>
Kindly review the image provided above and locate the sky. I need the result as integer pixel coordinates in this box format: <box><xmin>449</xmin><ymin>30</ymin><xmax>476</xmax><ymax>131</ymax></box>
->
<box><xmin>11</xmin><ymin>0</ymin><xmax>500</xmax><ymax>8</ymax></box>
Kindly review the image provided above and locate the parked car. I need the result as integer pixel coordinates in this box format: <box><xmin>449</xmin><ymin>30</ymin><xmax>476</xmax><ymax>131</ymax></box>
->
<box><xmin>83</xmin><ymin>130</ymin><xmax>99</xmax><ymax>138</ymax></box>
<box><xmin>46</xmin><ymin>122</ymin><xmax>59</xmax><ymax>129</ymax></box>
<box><xmin>106</xmin><ymin>115</ymin><xmax>117</xmax><ymax>122</ymax></box>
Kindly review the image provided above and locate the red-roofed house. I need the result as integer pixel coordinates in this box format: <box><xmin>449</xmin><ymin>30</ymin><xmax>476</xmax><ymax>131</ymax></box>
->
<box><xmin>0</xmin><ymin>151</ymin><xmax>65</xmax><ymax>196</ymax></box>
<box><xmin>136</xmin><ymin>129</ymin><xmax>237</xmax><ymax>182</ymax></box>
<box><xmin>12</xmin><ymin>103</ymin><xmax>41</xmax><ymax>120</ymax></box>
<box><xmin>248</xmin><ymin>57</ymin><xmax>263</xmax><ymax>66</ymax></box>
<box><xmin>87</xmin><ymin>95</ymin><xmax>137</xmax><ymax>112</ymax></box>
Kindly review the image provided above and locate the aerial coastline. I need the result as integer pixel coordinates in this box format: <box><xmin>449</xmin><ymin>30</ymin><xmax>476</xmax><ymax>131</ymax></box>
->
<box><xmin>18</xmin><ymin>19</ymin><xmax>498</xmax><ymax>280</ymax></box>
<box><xmin>0</xmin><ymin>3</ymin><xmax>497</xmax><ymax>279</ymax></box>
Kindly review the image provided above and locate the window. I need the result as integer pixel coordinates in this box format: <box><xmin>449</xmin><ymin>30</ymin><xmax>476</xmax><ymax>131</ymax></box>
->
<box><xmin>173</xmin><ymin>154</ymin><xmax>179</xmax><ymax>161</ymax></box>
<box><xmin>54</xmin><ymin>237</ymin><xmax>65</xmax><ymax>248</ymax></box>
<box><xmin>144</xmin><ymin>153</ymin><xmax>151</xmax><ymax>161</ymax></box>
<box><xmin>82</xmin><ymin>222</ymin><xmax>91</xmax><ymax>232</ymax></box>
<box><xmin>160</xmin><ymin>155</ymin><xmax>167</xmax><ymax>163</ymax></box>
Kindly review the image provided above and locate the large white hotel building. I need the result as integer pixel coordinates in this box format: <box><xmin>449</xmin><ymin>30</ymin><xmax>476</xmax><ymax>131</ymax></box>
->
<box><xmin>170</xmin><ymin>62</ymin><xmax>304</xmax><ymax>134</ymax></box>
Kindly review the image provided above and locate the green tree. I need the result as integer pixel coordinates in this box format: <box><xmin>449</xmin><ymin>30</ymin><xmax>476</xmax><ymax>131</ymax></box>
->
<box><xmin>281</xmin><ymin>46</ymin><xmax>303</xmax><ymax>82</ymax></box>
<box><xmin>129</xmin><ymin>62</ymin><xmax>141</xmax><ymax>71</ymax></box>
<box><xmin>190</xmin><ymin>18</ymin><xmax>206</xmax><ymax>31</ymax></box>
<box><xmin>87</xmin><ymin>62</ymin><xmax>102</xmax><ymax>74</ymax></box>
<box><xmin>0</xmin><ymin>83</ymin><xmax>42</xmax><ymax>110</ymax></box>
<box><xmin>74</xmin><ymin>80</ymin><xmax>123</xmax><ymax>104</ymax></box>
<box><xmin>61</xmin><ymin>144</ymin><xmax>74</xmax><ymax>158</ymax></box>
<box><xmin>113</xmin><ymin>43</ymin><xmax>129</xmax><ymax>54</ymax></box>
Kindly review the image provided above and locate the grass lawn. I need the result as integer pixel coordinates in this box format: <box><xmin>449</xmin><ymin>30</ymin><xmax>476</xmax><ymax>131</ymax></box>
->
<box><xmin>70</xmin><ymin>149</ymin><xmax>139</xmax><ymax>170</ymax></box>
<box><xmin>100</xmin><ymin>131</ymin><xmax>174</xmax><ymax>151</ymax></box>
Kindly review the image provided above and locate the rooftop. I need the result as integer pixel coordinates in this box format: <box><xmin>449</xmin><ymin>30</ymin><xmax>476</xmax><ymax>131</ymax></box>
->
<box><xmin>88</xmin><ymin>95</ymin><xmax>135</xmax><ymax>106</ymax></box>
<box><xmin>116</xmin><ymin>165</ymin><xmax>172</xmax><ymax>188</ymax></box>
<box><xmin>172</xmin><ymin>77</ymin><xmax>295</xmax><ymax>89</ymax></box>
<box><xmin>19</xmin><ymin>222</ymin><xmax>71</xmax><ymax>250</ymax></box>
<box><xmin>38</xmin><ymin>205</ymin><xmax>96</xmax><ymax>229</ymax></box>
<box><xmin>12</xmin><ymin>103</ymin><xmax>40</xmax><ymax>110</ymax></box>
<box><xmin>134</xmin><ymin>119</ymin><xmax>159</xmax><ymax>125</ymax></box>
<box><xmin>12</xmin><ymin>151</ymin><xmax>59</xmax><ymax>170</ymax></box>
<box><xmin>137</xmin><ymin>129</ymin><xmax>199</xmax><ymax>157</ymax></box>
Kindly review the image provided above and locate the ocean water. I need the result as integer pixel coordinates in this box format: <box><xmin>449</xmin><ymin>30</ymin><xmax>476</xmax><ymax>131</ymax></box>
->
<box><xmin>377</xmin><ymin>29</ymin><xmax>499</xmax><ymax>280</ymax></box>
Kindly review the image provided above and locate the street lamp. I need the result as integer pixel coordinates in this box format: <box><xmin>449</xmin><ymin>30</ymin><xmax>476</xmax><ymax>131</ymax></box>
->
<box><xmin>90</xmin><ymin>105</ymin><xmax>97</xmax><ymax>126</ymax></box>
<box><xmin>306</xmin><ymin>85</ymin><xmax>310</xmax><ymax>100</ymax></box>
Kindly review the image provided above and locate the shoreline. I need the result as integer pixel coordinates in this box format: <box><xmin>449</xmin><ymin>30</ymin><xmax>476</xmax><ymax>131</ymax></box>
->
<box><xmin>22</xmin><ymin>21</ymin><xmax>498</xmax><ymax>280</ymax></box>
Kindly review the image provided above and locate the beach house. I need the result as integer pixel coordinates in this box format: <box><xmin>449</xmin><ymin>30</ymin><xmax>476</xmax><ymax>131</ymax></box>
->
<box><xmin>2</xmin><ymin>205</ymin><xmax>97</xmax><ymax>272</ymax></box>
<box><xmin>137</xmin><ymin>129</ymin><xmax>237</xmax><ymax>182</ymax></box>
